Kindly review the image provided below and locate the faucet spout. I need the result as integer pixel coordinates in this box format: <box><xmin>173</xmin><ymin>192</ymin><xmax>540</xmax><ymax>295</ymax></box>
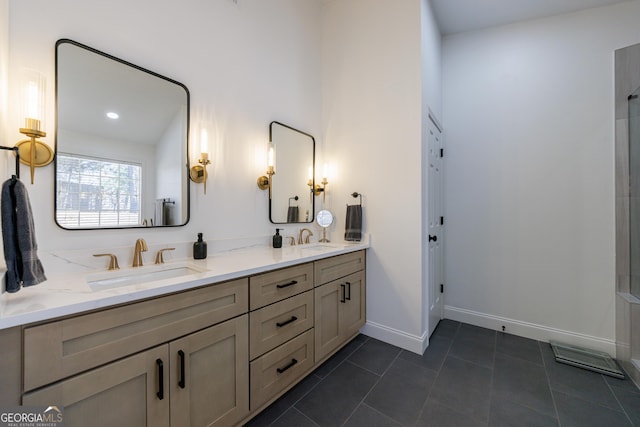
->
<box><xmin>298</xmin><ymin>228</ymin><xmax>314</xmax><ymax>245</ymax></box>
<box><xmin>133</xmin><ymin>238</ymin><xmax>148</xmax><ymax>267</ymax></box>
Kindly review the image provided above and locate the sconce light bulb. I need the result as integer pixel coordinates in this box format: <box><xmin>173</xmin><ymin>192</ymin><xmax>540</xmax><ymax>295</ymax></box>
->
<box><xmin>200</xmin><ymin>128</ymin><xmax>208</xmax><ymax>153</ymax></box>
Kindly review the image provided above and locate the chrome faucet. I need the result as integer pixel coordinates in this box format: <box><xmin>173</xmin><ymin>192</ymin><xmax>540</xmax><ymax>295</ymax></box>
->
<box><xmin>132</xmin><ymin>238</ymin><xmax>148</xmax><ymax>267</ymax></box>
<box><xmin>298</xmin><ymin>228</ymin><xmax>313</xmax><ymax>245</ymax></box>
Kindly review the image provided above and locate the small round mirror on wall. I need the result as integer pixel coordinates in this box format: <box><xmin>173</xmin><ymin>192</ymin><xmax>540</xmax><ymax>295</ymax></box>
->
<box><xmin>317</xmin><ymin>210</ymin><xmax>333</xmax><ymax>242</ymax></box>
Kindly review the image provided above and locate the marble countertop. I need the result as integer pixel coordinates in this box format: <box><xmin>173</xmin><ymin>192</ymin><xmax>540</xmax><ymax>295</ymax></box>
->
<box><xmin>0</xmin><ymin>237</ymin><xmax>369</xmax><ymax>330</ymax></box>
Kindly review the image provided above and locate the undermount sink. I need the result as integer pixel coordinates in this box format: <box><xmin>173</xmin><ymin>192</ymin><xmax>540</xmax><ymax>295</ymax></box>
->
<box><xmin>299</xmin><ymin>244</ymin><xmax>338</xmax><ymax>252</ymax></box>
<box><xmin>87</xmin><ymin>262</ymin><xmax>208</xmax><ymax>291</ymax></box>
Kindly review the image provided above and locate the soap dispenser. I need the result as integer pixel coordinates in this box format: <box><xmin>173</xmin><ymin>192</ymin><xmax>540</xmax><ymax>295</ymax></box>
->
<box><xmin>193</xmin><ymin>233</ymin><xmax>207</xmax><ymax>259</ymax></box>
<box><xmin>272</xmin><ymin>228</ymin><xmax>283</xmax><ymax>248</ymax></box>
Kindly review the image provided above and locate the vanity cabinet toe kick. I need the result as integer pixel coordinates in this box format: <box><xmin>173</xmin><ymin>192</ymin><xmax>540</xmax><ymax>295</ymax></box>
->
<box><xmin>5</xmin><ymin>249</ymin><xmax>366</xmax><ymax>427</ymax></box>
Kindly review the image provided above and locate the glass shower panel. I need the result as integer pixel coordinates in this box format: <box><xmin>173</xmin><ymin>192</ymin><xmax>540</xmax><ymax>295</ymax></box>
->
<box><xmin>629</xmin><ymin>86</ymin><xmax>640</xmax><ymax>298</ymax></box>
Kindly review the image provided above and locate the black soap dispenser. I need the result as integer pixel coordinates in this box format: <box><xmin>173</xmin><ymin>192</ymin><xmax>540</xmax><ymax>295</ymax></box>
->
<box><xmin>272</xmin><ymin>228</ymin><xmax>283</xmax><ymax>248</ymax></box>
<box><xmin>193</xmin><ymin>233</ymin><xmax>207</xmax><ymax>259</ymax></box>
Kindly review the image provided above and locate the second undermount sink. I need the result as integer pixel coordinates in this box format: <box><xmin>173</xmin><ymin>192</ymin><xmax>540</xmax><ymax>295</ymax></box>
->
<box><xmin>87</xmin><ymin>262</ymin><xmax>209</xmax><ymax>291</ymax></box>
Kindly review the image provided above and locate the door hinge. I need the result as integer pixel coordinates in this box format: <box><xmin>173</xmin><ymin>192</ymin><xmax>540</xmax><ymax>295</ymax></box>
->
<box><xmin>440</xmin><ymin>284</ymin><xmax>444</xmax><ymax>293</ymax></box>
<box><xmin>440</xmin><ymin>148</ymin><xmax>444</xmax><ymax>158</ymax></box>
<box><xmin>440</xmin><ymin>216</ymin><xmax>444</xmax><ymax>225</ymax></box>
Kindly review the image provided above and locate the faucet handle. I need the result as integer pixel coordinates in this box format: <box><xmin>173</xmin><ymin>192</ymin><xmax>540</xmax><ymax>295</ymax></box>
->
<box><xmin>286</xmin><ymin>236</ymin><xmax>296</xmax><ymax>246</ymax></box>
<box><xmin>93</xmin><ymin>253</ymin><xmax>120</xmax><ymax>270</ymax></box>
<box><xmin>155</xmin><ymin>248</ymin><xmax>176</xmax><ymax>264</ymax></box>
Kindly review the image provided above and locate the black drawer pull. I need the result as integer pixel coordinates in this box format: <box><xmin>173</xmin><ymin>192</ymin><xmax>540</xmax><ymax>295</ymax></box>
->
<box><xmin>156</xmin><ymin>359</ymin><xmax>164</xmax><ymax>400</ymax></box>
<box><xmin>276</xmin><ymin>280</ymin><xmax>298</xmax><ymax>289</ymax></box>
<box><xmin>340</xmin><ymin>284</ymin><xmax>346</xmax><ymax>303</ymax></box>
<box><xmin>276</xmin><ymin>316</ymin><xmax>298</xmax><ymax>327</ymax></box>
<box><xmin>277</xmin><ymin>358</ymin><xmax>298</xmax><ymax>374</ymax></box>
<box><xmin>178</xmin><ymin>350</ymin><xmax>186</xmax><ymax>389</ymax></box>
<box><xmin>345</xmin><ymin>281</ymin><xmax>351</xmax><ymax>301</ymax></box>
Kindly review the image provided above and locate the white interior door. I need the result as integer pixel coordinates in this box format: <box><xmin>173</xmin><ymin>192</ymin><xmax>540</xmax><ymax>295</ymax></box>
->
<box><xmin>427</xmin><ymin>117</ymin><xmax>444</xmax><ymax>337</ymax></box>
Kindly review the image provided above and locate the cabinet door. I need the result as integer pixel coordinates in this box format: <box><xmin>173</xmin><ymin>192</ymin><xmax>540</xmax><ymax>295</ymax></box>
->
<box><xmin>342</xmin><ymin>271</ymin><xmax>366</xmax><ymax>339</ymax></box>
<box><xmin>23</xmin><ymin>345</ymin><xmax>169</xmax><ymax>427</ymax></box>
<box><xmin>170</xmin><ymin>315</ymin><xmax>249</xmax><ymax>427</ymax></box>
<box><xmin>314</xmin><ymin>281</ymin><xmax>342</xmax><ymax>362</ymax></box>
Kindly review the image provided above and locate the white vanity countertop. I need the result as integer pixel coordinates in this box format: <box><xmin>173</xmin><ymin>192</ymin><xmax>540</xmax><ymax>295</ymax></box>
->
<box><xmin>0</xmin><ymin>238</ymin><xmax>369</xmax><ymax>330</ymax></box>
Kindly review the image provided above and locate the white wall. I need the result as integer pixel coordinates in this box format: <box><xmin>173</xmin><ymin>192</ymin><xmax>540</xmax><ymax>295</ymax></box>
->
<box><xmin>443</xmin><ymin>1</ymin><xmax>640</xmax><ymax>353</ymax></box>
<box><xmin>322</xmin><ymin>0</ymin><xmax>431</xmax><ymax>352</ymax></box>
<box><xmin>0</xmin><ymin>0</ymin><xmax>9</xmax><ymax>163</ymax></box>
<box><xmin>7</xmin><ymin>0</ymin><xmax>322</xmax><ymax>253</ymax></box>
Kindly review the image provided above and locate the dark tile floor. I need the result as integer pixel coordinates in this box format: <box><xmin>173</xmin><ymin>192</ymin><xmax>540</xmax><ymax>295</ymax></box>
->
<box><xmin>245</xmin><ymin>320</ymin><xmax>640</xmax><ymax>426</ymax></box>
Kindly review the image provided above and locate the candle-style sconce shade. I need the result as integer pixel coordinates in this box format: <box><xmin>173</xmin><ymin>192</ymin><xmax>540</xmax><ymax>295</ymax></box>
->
<box><xmin>190</xmin><ymin>129</ymin><xmax>211</xmax><ymax>194</ymax></box>
<box><xmin>16</xmin><ymin>70</ymin><xmax>53</xmax><ymax>184</ymax></box>
<box><xmin>257</xmin><ymin>142</ymin><xmax>276</xmax><ymax>198</ymax></box>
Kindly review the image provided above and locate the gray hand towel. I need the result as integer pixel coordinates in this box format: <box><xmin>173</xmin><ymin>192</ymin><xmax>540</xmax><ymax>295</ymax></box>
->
<box><xmin>2</xmin><ymin>179</ymin><xmax>46</xmax><ymax>292</ymax></box>
<box><xmin>344</xmin><ymin>204</ymin><xmax>362</xmax><ymax>242</ymax></box>
<box><xmin>287</xmin><ymin>206</ymin><xmax>299</xmax><ymax>223</ymax></box>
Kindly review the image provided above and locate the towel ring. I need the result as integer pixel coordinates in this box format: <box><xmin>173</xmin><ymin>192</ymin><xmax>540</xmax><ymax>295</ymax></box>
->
<box><xmin>350</xmin><ymin>192</ymin><xmax>362</xmax><ymax>206</ymax></box>
<box><xmin>0</xmin><ymin>146</ymin><xmax>20</xmax><ymax>180</ymax></box>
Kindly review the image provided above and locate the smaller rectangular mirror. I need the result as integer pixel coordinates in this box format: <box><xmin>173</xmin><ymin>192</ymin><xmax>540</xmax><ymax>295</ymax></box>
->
<box><xmin>269</xmin><ymin>122</ymin><xmax>315</xmax><ymax>224</ymax></box>
<box><xmin>55</xmin><ymin>39</ymin><xmax>190</xmax><ymax>229</ymax></box>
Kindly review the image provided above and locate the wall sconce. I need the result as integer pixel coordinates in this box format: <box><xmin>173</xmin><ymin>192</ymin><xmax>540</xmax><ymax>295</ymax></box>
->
<box><xmin>190</xmin><ymin>128</ymin><xmax>211</xmax><ymax>194</ymax></box>
<box><xmin>257</xmin><ymin>141</ymin><xmax>275</xmax><ymax>198</ymax></box>
<box><xmin>16</xmin><ymin>70</ymin><xmax>53</xmax><ymax>184</ymax></box>
<box><xmin>309</xmin><ymin>164</ymin><xmax>329</xmax><ymax>203</ymax></box>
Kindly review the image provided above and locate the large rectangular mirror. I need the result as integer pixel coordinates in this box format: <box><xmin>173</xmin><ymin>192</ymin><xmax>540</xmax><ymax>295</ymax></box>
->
<box><xmin>55</xmin><ymin>39</ymin><xmax>190</xmax><ymax>229</ymax></box>
<box><xmin>269</xmin><ymin>122</ymin><xmax>315</xmax><ymax>224</ymax></box>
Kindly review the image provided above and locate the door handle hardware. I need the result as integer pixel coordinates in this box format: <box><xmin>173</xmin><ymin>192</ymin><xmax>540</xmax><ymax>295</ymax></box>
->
<box><xmin>276</xmin><ymin>280</ymin><xmax>298</xmax><ymax>289</ymax></box>
<box><xmin>156</xmin><ymin>359</ymin><xmax>164</xmax><ymax>400</ymax></box>
<box><xmin>277</xmin><ymin>358</ymin><xmax>298</xmax><ymax>374</ymax></box>
<box><xmin>345</xmin><ymin>281</ymin><xmax>351</xmax><ymax>301</ymax></box>
<box><xmin>340</xmin><ymin>284</ymin><xmax>346</xmax><ymax>303</ymax></box>
<box><xmin>429</xmin><ymin>235</ymin><xmax>437</xmax><ymax>242</ymax></box>
<box><xmin>178</xmin><ymin>350</ymin><xmax>186</xmax><ymax>389</ymax></box>
<box><xmin>276</xmin><ymin>316</ymin><xmax>298</xmax><ymax>327</ymax></box>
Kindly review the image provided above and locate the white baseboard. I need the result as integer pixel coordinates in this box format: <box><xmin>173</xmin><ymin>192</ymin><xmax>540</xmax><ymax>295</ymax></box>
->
<box><xmin>360</xmin><ymin>320</ymin><xmax>427</xmax><ymax>355</ymax></box>
<box><xmin>444</xmin><ymin>305</ymin><xmax>616</xmax><ymax>356</ymax></box>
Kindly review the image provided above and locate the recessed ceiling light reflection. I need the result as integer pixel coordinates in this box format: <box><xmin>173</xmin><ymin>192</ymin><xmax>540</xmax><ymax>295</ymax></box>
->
<box><xmin>106</xmin><ymin>112</ymin><xmax>119</xmax><ymax>119</ymax></box>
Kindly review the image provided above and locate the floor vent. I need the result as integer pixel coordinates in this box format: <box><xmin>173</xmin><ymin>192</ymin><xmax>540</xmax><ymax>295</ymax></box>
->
<box><xmin>550</xmin><ymin>341</ymin><xmax>625</xmax><ymax>379</ymax></box>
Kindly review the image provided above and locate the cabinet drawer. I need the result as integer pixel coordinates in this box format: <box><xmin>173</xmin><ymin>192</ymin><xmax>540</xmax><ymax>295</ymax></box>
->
<box><xmin>314</xmin><ymin>251</ymin><xmax>365</xmax><ymax>286</ymax></box>
<box><xmin>24</xmin><ymin>278</ymin><xmax>248</xmax><ymax>392</ymax></box>
<box><xmin>250</xmin><ymin>263</ymin><xmax>313</xmax><ymax>310</ymax></box>
<box><xmin>250</xmin><ymin>329</ymin><xmax>314</xmax><ymax>410</ymax></box>
<box><xmin>249</xmin><ymin>291</ymin><xmax>313</xmax><ymax>360</ymax></box>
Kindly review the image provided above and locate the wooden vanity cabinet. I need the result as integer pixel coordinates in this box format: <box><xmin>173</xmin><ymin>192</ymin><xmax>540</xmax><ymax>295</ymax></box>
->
<box><xmin>314</xmin><ymin>252</ymin><xmax>366</xmax><ymax>362</ymax></box>
<box><xmin>24</xmin><ymin>315</ymin><xmax>248</xmax><ymax>427</ymax></box>
<box><xmin>14</xmin><ymin>250</ymin><xmax>366</xmax><ymax>426</ymax></box>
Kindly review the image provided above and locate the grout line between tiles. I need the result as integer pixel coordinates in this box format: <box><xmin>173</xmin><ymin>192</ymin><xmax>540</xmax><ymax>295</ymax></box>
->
<box><xmin>340</xmin><ymin>349</ymin><xmax>404</xmax><ymax>426</ymax></box>
<box><xmin>540</xmin><ymin>340</ymin><xmax>562</xmax><ymax>427</ymax></box>
<box><xmin>605</xmin><ymin>379</ymin><xmax>636</xmax><ymax>426</ymax></box>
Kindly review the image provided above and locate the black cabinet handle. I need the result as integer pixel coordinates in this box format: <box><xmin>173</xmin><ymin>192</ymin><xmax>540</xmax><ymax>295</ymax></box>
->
<box><xmin>178</xmin><ymin>350</ymin><xmax>186</xmax><ymax>389</ymax></box>
<box><xmin>340</xmin><ymin>284</ymin><xmax>346</xmax><ymax>303</ymax></box>
<box><xmin>345</xmin><ymin>281</ymin><xmax>351</xmax><ymax>301</ymax></box>
<box><xmin>276</xmin><ymin>316</ymin><xmax>298</xmax><ymax>328</ymax></box>
<box><xmin>156</xmin><ymin>359</ymin><xmax>164</xmax><ymax>400</ymax></box>
<box><xmin>276</xmin><ymin>280</ymin><xmax>298</xmax><ymax>289</ymax></box>
<box><xmin>277</xmin><ymin>358</ymin><xmax>298</xmax><ymax>374</ymax></box>
<box><xmin>429</xmin><ymin>235</ymin><xmax>437</xmax><ymax>242</ymax></box>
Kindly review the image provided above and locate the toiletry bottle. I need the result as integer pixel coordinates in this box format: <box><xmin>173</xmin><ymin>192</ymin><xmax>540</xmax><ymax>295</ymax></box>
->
<box><xmin>193</xmin><ymin>233</ymin><xmax>207</xmax><ymax>259</ymax></box>
<box><xmin>273</xmin><ymin>228</ymin><xmax>283</xmax><ymax>248</ymax></box>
